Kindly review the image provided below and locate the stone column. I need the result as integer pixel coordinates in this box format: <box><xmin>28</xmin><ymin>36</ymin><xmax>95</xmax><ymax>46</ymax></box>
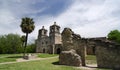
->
<box><xmin>81</xmin><ymin>45</ymin><xmax>86</xmax><ymax>66</ymax></box>
<box><xmin>52</xmin><ymin>44</ymin><xmax>55</xmax><ymax>54</ymax></box>
<box><xmin>79</xmin><ymin>39</ymin><xmax>87</xmax><ymax>66</ymax></box>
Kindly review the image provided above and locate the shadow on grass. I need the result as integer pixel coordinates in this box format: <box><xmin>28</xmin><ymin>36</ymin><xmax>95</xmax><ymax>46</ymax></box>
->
<box><xmin>52</xmin><ymin>61</ymin><xmax>74</xmax><ymax>66</ymax></box>
<box><xmin>52</xmin><ymin>61</ymin><xmax>60</xmax><ymax>65</ymax></box>
<box><xmin>6</xmin><ymin>56</ymin><xmax>22</xmax><ymax>58</ymax></box>
<box><xmin>84</xmin><ymin>65</ymin><xmax>97</xmax><ymax>68</ymax></box>
<box><xmin>52</xmin><ymin>61</ymin><xmax>67</xmax><ymax>66</ymax></box>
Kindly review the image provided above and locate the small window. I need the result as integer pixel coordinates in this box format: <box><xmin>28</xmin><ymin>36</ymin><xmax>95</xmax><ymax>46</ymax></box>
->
<box><xmin>46</xmin><ymin>41</ymin><xmax>48</xmax><ymax>44</ymax></box>
<box><xmin>57</xmin><ymin>28</ymin><xmax>59</xmax><ymax>31</ymax></box>
<box><xmin>44</xmin><ymin>31</ymin><xmax>46</xmax><ymax>34</ymax></box>
<box><xmin>42</xmin><ymin>42</ymin><xmax>44</xmax><ymax>44</ymax></box>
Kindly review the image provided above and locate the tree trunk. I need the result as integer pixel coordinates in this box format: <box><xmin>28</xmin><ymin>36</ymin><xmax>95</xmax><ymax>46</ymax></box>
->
<box><xmin>23</xmin><ymin>33</ymin><xmax>28</xmax><ymax>57</ymax></box>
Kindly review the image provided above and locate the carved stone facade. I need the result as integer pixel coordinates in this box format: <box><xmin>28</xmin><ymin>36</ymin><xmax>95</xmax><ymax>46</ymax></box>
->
<box><xmin>36</xmin><ymin>22</ymin><xmax>62</xmax><ymax>54</ymax></box>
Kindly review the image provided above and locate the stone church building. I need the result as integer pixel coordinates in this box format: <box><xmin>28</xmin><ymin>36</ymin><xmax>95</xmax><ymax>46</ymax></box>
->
<box><xmin>36</xmin><ymin>22</ymin><xmax>62</xmax><ymax>54</ymax></box>
<box><xmin>36</xmin><ymin>22</ymin><xmax>109</xmax><ymax>55</ymax></box>
<box><xmin>36</xmin><ymin>22</ymin><xmax>99</xmax><ymax>55</ymax></box>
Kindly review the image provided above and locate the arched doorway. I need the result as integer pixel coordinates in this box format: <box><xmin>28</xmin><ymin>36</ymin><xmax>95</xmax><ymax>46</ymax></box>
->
<box><xmin>57</xmin><ymin>48</ymin><xmax>61</xmax><ymax>54</ymax></box>
<box><xmin>43</xmin><ymin>48</ymin><xmax>45</xmax><ymax>53</ymax></box>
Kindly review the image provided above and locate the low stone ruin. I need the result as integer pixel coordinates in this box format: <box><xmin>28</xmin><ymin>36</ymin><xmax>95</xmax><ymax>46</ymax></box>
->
<box><xmin>23</xmin><ymin>54</ymin><xmax>37</xmax><ymax>60</ymax></box>
<box><xmin>59</xmin><ymin>49</ymin><xmax>81</xmax><ymax>66</ymax></box>
<box><xmin>95</xmin><ymin>40</ymin><xmax>120</xmax><ymax>69</ymax></box>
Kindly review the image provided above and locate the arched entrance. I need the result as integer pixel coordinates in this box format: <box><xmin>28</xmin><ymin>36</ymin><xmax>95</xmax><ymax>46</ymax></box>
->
<box><xmin>43</xmin><ymin>48</ymin><xmax>45</xmax><ymax>53</ymax></box>
<box><xmin>57</xmin><ymin>48</ymin><xmax>61</xmax><ymax>54</ymax></box>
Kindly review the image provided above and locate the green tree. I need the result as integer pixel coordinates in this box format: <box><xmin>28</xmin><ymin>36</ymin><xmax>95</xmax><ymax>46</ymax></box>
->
<box><xmin>0</xmin><ymin>34</ymin><xmax>22</xmax><ymax>54</ymax></box>
<box><xmin>108</xmin><ymin>30</ymin><xmax>120</xmax><ymax>43</ymax></box>
<box><xmin>20</xmin><ymin>17</ymin><xmax>35</xmax><ymax>56</ymax></box>
<box><xmin>26</xmin><ymin>43</ymin><xmax>36</xmax><ymax>53</ymax></box>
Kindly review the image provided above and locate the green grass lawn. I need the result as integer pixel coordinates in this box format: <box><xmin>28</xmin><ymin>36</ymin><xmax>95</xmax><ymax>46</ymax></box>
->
<box><xmin>86</xmin><ymin>55</ymin><xmax>97</xmax><ymax>64</ymax></box>
<box><xmin>0</xmin><ymin>53</ymin><xmax>57</xmax><ymax>63</ymax></box>
<box><xmin>0</xmin><ymin>54</ymin><xmax>22</xmax><ymax>63</ymax></box>
<box><xmin>0</xmin><ymin>57</ymin><xmax>18</xmax><ymax>63</ymax></box>
<box><xmin>0</xmin><ymin>54</ymin><xmax>22</xmax><ymax>57</ymax></box>
<box><xmin>0</xmin><ymin>57</ymin><xmax>79</xmax><ymax>70</ymax></box>
<box><xmin>0</xmin><ymin>54</ymin><xmax>112</xmax><ymax>70</ymax></box>
<box><xmin>38</xmin><ymin>53</ymin><xmax>58</xmax><ymax>58</ymax></box>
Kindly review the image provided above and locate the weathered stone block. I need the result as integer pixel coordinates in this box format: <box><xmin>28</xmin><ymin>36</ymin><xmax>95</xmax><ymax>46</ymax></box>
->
<box><xmin>59</xmin><ymin>49</ymin><xmax>81</xmax><ymax>66</ymax></box>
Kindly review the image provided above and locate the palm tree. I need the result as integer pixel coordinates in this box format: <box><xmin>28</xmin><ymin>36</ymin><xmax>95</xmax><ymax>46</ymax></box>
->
<box><xmin>20</xmin><ymin>17</ymin><xmax>35</xmax><ymax>56</ymax></box>
<box><xmin>21</xmin><ymin>35</ymin><xmax>26</xmax><ymax>52</ymax></box>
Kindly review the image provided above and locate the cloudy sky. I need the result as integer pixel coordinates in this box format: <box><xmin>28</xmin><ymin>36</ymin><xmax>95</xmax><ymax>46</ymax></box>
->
<box><xmin>0</xmin><ymin>0</ymin><xmax>120</xmax><ymax>43</ymax></box>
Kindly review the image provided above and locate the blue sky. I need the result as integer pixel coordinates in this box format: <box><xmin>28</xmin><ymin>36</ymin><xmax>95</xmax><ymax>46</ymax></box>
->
<box><xmin>0</xmin><ymin>0</ymin><xmax>120</xmax><ymax>43</ymax></box>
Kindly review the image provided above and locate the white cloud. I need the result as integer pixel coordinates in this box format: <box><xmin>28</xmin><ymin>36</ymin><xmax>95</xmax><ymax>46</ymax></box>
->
<box><xmin>0</xmin><ymin>9</ymin><xmax>15</xmax><ymax>25</ymax></box>
<box><xmin>0</xmin><ymin>0</ymin><xmax>47</xmax><ymax>41</ymax></box>
<box><xmin>55</xmin><ymin>0</ymin><xmax>120</xmax><ymax>38</ymax></box>
<box><xmin>0</xmin><ymin>0</ymin><xmax>120</xmax><ymax>43</ymax></box>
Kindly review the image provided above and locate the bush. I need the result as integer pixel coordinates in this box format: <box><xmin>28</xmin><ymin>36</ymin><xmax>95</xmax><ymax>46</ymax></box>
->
<box><xmin>108</xmin><ymin>30</ymin><xmax>120</xmax><ymax>43</ymax></box>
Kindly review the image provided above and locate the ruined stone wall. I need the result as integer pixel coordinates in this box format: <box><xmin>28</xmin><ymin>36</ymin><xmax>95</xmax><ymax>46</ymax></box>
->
<box><xmin>86</xmin><ymin>41</ymin><xmax>96</xmax><ymax>55</ymax></box>
<box><xmin>61</xmin><ymin>28</ymin><xmax>86</xmax><ymax>66</ymax></box>
<box><xmin>86</xmin><ymin>37</ymin><xmax>106</xmax><ymax>55</ymax></box>
<box><xmin>61</xmin><ymin>28</ymin><xmax>74</xmax><ymax>51</ymax></box>
<box><xmin>95</xmin><ymin>40</ymin><xmax>120</xmax><ymax>69</ymax></box>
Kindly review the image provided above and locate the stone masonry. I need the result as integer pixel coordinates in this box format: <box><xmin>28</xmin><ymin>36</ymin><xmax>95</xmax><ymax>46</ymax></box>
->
<box><xmin>95</xmin><ymin>40</ymin><xmax>120</xmax><ymax>69</ymax></box>
<box><xmin>59</xmin><ymin>49</ymin><xmax>81</xmax><ymax>66</ymax></box>
<box><xmin>61</xmin><ymin>28</ymin><xmax>86</xmax><ymax>66</ymax></box>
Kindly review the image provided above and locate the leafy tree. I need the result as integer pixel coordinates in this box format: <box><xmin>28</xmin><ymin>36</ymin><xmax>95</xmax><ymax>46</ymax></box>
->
<box><xmin>108</xmin><ymin>30</ymin><xmax>120</xmax><ymax>43</ymax></box>
<box><xmin>26</xmin><ymin>43</ymin><xmax>36</xmax><ymax>53</ymax></box>
<box><xmin>0</xmin><ymin>34</ymin><xmax>22</xmax><ymax>54</ymax></box>
<box><xmin>20</xmin><ymin>17</ymin><xmax>35</xmax><ymax>56</ymax></box>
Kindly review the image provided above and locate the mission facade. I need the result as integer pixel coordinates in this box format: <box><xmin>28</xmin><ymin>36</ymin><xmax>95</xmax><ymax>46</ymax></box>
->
<box><xmin>36</xmin><ymin>22</ymin><xmax>62</xmax><ymax>54</ymax></box>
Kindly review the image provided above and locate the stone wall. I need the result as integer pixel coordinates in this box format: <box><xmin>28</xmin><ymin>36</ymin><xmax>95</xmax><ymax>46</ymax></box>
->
<box><xmin>95</xmin><ymin>40</ymin><xmax>120</xmax><ymax>69</ymax></box>
<box><xmin>61</xmin><ymin>28</ymin><xmax>86</xmax><ymax>66</ymax></box>
<box><xmin>86</xmin><ymin>37</ymin><xmax>106</xmax><ymax>55</ymax></box>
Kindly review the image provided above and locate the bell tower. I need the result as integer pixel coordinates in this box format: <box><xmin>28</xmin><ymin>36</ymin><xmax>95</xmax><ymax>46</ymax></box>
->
<box><xmin>49</xmin><ymin>22</ymin><xmax>62</xmax><ymax>44</ymax></box>
<box><xmin>38</xmin><ymin>26</ymin><xmax>47</xmax><ymax>39</ymax></box>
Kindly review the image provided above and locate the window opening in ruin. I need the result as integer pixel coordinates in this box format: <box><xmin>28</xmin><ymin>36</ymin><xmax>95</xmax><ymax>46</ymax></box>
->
<box><xmin>57</xmin><ymin>48</ymin><xmax>61</xmax><ymax>54</ymax></box>
<box><xmin>46</xmin><ymin>41</ymin><xmax>47</xmax><ymax>44</ymax></box>
<box><xmin>44</xmin><ymin>31</ymin><xmax>46</xmax><ymax>34</ymax></box>
<box><xmin>43</xmin><ymin>48</ymin><xmax>45</xmax><ymax>53</ymax></box>
<box><xmin>42</xmin><ymin>42</ymin><xmax>44</xmax><ymax>44</ymax></box>
<box><xmin>93</xmin><ymin>46</ymin><xmax>95</xmax><ymax>55</ymax></box>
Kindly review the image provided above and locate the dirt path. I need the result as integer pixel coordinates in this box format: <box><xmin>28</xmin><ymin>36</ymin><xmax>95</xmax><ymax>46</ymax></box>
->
<box><xmin>0</xmin><ymin>56</ymin><xmax>58</xmax><ymax>65</ymax></box>
<box><xmin>76</xmin><ymin>64</ymin><xmax>97</xmax><ymax>70</ymax></box>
